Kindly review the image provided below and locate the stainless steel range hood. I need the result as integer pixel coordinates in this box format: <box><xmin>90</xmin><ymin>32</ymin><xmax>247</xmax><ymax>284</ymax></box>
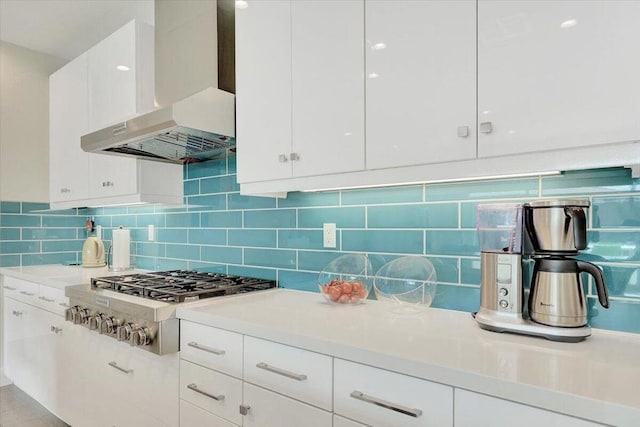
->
<box><xmin>81</xmin><ymin>0</ymin><xmax>236</xmax><ymax>164</ymax></box>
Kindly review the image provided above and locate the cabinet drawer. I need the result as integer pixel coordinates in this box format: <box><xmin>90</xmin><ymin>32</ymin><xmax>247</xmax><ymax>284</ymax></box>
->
<box><xmin>334</xmin><ymin>359</ymin><xmax>453</xmax><ymax>427</ymax></box>
<box><xmin>244</xmin><ymin>336</ymin><xmax>332</xmax><ymax>410</ymax></box>
<box><xmin>180</xmin><ymin>321</ymin><xmax>243</xmax><ymax>378</ymax></box>
<box><xmin>36</xmin><ymin>285</ymin><xmax>69</xmax><ymax>316</ymax></box>
<box><xmin>242</xmin><ymin>382</ymin><xmax>332</xmax><ymax>427</ymax></box>
<box><xmin>454</xmin><ymin>389</ymin><xmax>603</xmax><ymax>427</ymax></box>
<box><xmin>180</xmin><ymin>360</ymin><xmax>242</xmax><ymax>426</ymax></box>
<box><xmin>180</xmin><ymin>400</ymin><xmax>238</xmax><ymax>427</ymax></box>
<box><xmin>3</xmin><ymin>276</ymin><xmax>39</xmax><ymax>304</ymax></box>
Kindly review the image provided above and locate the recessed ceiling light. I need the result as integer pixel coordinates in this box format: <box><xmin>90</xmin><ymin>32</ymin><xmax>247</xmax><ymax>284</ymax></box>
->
<box><xmin>116</xmin><ymin>65</ymin><xmax>130</xmax><ymax>71</ymax></box>
<box><xmin>373</xmin><ymin>42</ymin><xmax>386</xmax><ymax>50</ymax></box>
<box><xmin>560</xmin><ymin>19</ymin><xmax>577</xmax><ymax>29</ymax></box>
<box><xmin>482</xmin><ymin>110</ymin><xmax>491</xmax><ymax>115</ymax></box>
<box><xmin>235</xmin><ymin>0</ymin><xmax>249</xmax><ymax>9</ymax></box>
<box><xmin>368</xmin><ymin>73</ymin><xmax>379</xmax><ymax>79</ymax></box>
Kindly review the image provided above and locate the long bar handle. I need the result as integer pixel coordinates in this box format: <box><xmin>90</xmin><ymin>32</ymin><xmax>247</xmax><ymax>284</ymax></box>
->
<box><xmin>187</xmin><ymin>383</ymin><xmax>225</xmax><ymax>401</ymax></box>
<box><xmin>350</xmin><ymin>390</ymin><xmax>423</xmax><ymax>418</ymax></box>
<box><xmin>20</xmin><ymin>291</ymin><xmax>35</xmax><ymax>296</ymax></box>
<box><xmin>187</xmin><ymin>341</ymin><xmax>226</xmax><ymax>355</ymax></box>
<box><xmin>256</xmin><ymin>362</ymin><xmax>307</xmax><ymax>381</ymax></box>
<box><xmin>108</xmin><ymin>361</ymin><xmax>133</xmax><ymax>374</ymax></box>
<box><xmin>3</xmin><ymin>286</ymin><xmax>16</xmax><ymax>290</ymax></box>
<box><xmin>39</xmin><ymin>296</ymin><xmax>55</xmax><ymax>303</ymax></box>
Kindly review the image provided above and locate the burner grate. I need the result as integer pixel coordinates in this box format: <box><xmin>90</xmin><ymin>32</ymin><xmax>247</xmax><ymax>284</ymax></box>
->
<box><xmin>91</xmin><ymin>270</ymin><xmax>277</xmax><ymax>303</ymax></box>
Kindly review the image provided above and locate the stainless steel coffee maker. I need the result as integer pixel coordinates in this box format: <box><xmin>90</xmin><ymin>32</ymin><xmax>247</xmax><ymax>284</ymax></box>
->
<box><xmin>474</xmin><ymin>200</ymin><xmax>609</xmax><ymax>342</ymax></box>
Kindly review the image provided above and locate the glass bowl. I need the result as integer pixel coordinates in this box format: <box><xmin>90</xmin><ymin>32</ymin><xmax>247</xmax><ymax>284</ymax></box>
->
<box><xmin>318</xmin><ymin>254</ymin><xmax>373</xmax><ymax>305</ymax></box>
<box><xmin>373</xmin><ymin>256</ymin><xmax>437</xmax><ymax>313</ymax></box>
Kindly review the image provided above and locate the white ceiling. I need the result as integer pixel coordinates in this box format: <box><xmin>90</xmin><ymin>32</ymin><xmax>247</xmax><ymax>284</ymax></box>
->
<box><xmin>0</xmin><ymin>0</ymin><xmax>154</xmax><ymax>60</ymax></box>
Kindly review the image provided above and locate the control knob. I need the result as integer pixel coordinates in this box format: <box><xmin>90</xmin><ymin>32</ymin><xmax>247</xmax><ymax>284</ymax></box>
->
<box><xmin>89</xmin><ymin>313</ymin><xmax>104</xmax><ymax>331</ymax></box>
<box><xmin>66</xmin><ymin>305</ymin><xmax>80</xmax><ymax>323</ymax></box>
<box><xmin>117</xmin><ymin>322</ymin><xmax>136</xmax><ymax>342</ymax></box>
<box><xmin>77</xmin><ymin>308</ymin><xmax>91</xmax><ymax>325</ymax></box>
<box><xmin>131</xmin><ymin>327</ymin><xmax>152</xmax><ymax>347</ymax></box>
<box><xmin>102</xmin><ymin>316</ymin><xmax>120</xmax><ymax>335</ymax></box>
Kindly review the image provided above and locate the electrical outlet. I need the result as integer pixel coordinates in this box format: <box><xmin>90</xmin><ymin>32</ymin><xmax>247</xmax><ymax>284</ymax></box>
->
<box><xmin>323</xmin><ymin>223</ymin><xmax>336</xmax><ymax>248</ymax></box>
<box><xmin>148</xmin><ymin>224</ymin><xmax>155</xmax><ymax>241</ymax></box>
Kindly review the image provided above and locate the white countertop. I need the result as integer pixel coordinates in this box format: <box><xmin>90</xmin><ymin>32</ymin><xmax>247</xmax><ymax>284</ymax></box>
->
<box><xmin>0</xmin><ymin>264</ymin><xmax>145</xmax><ymax>289</ymax></box>
<box><xmin>177</xmin><ymin>289</ymin><xmax>640</xmax><ymax>427</ymax></box>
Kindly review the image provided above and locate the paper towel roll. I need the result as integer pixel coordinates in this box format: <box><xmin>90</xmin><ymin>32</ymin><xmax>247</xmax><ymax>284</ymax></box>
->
<box><xmin>112</xmin><ymin>227</ymin><xmax>130</xmax><ymax>270</ymax></box>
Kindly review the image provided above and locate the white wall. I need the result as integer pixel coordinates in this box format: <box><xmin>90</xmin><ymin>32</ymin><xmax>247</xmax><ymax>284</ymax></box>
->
<box><xmin>0</xmin><ymin>41</ymin><xmax>67</xmax><ymax>202</ymax></box>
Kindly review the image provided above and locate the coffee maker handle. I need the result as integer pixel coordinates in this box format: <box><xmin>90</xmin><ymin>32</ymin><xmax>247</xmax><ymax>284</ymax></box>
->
<box><xmin>565</xmin><ymin>207</ymin><xmax>587</xmax><ymax>250</ymax></box>
<box><xmin>577</xmin><ymin>261</ymin><xmax>609</xmax><ymax>308</ymax></box>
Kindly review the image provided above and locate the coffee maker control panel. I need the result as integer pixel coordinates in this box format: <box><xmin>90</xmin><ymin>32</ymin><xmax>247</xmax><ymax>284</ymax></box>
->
<box><xmin>496</xmin><ymin>255</ymin><xmax>519</xmax><ymax>313</ymax></box>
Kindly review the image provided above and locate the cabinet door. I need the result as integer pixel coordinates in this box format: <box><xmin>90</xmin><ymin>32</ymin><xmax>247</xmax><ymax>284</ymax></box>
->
<box><xmin>454</xmin><ymin>389</ymin><xmax>603</xmax><ymax>427</ymax></box>
<box><xmin>49</xmin><ymin>53</ymin><xmax>90</xmax><ymax>204</ymax></box>
<box><xmin>180</xmin><ymin>400</ymin><xmax>238</xmax><ymax>427</ymax></box>
<box><xmin>242</xmin><ymin>383</ymin><xmax>332</xmax><ymax>427</ymax></box>
<box><xmin>334</xmin><ymin>415</ymin><xmax>369</xmax><ymax>427</ymax></box>
<box><xmin>291</xmin><ymin>0</ymin><xmax>365</xmax><ymax>177</ymax></box>
<box><xmin>478</xmin><ymin>0</ymin><xmax>640</xmax><ymax>157</ymax></box>
<box><xmin>3</xmin><ymin>297</ymin><xmax>27</xmax><ymax>385</ymax></box>
<box><xmin>366</xmin><ymin>0</ymin><xmax>477</xmax><ymax>169</ymax></box>
<box><xmin>88</xmin><ymin>153</ymin><xmax>138</xmax><ymax>198</ymax></box>
<box><xmin>236</xmin><ymin>0</ymin><xmax>292</xmax><ymax>183</ymax></box>
<box><xmin>87</xmin><ymin>20</ymin><xmax>154</xmax><ymax>131</ymax></box>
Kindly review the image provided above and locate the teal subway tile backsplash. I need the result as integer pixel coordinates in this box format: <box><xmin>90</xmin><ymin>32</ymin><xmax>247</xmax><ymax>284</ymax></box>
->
<box><xmin>228</xmin><ymin>229</ymin><xmax>276</xmax><ymax>248</ymax></box>
<box><xmin>342</xmin><ymin>230</ymin><xmax>423</xmax><ymax>254</ymax></box>
<box><xmin>298</xmin><ymin>207</ymin><xmax>365</xmax><ymax>228</ymax></box>
<box><xmin>2</xmin><ymin>165</ymin><xmax>639</xmax><ymax>335</ymax></box>
<box><xmin>278</xmin><ymin>191</ymin><xmax>339</xmax><ymax>208</ymax></box>
<box><xmin>368</xmin><ymin>203</ymin><xmax>458</xmax><ymax>229</ymax></box>
<box><xmin>342</xmin><ymin>185</ymin><xmax>423</xmax><ymax>205</ymax></box>
<box><xmin>592</xmin><ymin>196</ymin><xmax>640</xmax><ymax>228</ymax></box>
<box><xmin>244</xmin><ymin>209</ymin><xmax>296</xmax><ymax>228</ymax></box>
<box><xmin>426</xmin><ymin>178</ymin><xmax>538</xmax><ymax>201</ymax></box>
<box><xmin>542</xmin><ymin>168</ymin><xmax>640</xmax><ymax>196</ymax></box>
<box><xmin>188</xmin><ymin>229</ymin><xmax>226</xmax><ymax>245</ymax></box>
<box><xmin>201</xmin><ymin>211</ymin><xmax>242</xmax><ymax>228</ymax></box>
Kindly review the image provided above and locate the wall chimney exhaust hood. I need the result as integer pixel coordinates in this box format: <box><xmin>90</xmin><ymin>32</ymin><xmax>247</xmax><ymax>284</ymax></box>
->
<box><xmin>81</xmin><ymin>0</ymin><xmax>236</xmax><ymax>164</ymax></box>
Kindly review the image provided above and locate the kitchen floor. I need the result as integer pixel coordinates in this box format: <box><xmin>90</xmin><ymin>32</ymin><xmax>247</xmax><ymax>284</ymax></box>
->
<box><xmin>0</xmin><ymin>385</ymin><xmax>69</xmax><ymax>427</ymax></box>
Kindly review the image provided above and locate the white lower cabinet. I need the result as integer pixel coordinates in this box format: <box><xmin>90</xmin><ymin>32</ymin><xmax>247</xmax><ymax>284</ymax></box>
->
<box><xmin>334</xmin><ymin>359</ymin><xmax>454</xmax><ymax>427</ymax></box>
<box><xmin>454</xmin><ymin>389</ymin><xmax>603</xmax><ymax>427</ymax></box>
<box><xmin>242</xmin><ymin>382</ymin><xmax>332</xmax><ymax>427</ymax></box>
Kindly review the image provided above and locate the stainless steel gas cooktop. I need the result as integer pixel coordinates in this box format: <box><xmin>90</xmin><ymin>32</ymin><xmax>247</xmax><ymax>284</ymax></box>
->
<box><xmin>91</xmin><ymin>270</ymin><xmax>277</xmax><ymax>303</ymax></box>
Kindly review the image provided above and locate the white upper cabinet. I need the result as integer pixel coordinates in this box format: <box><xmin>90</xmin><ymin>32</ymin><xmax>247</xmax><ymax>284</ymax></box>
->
<box><xmin>236</xmin><ymin>0</ymin><xmax>292</xmax><ymax>183</ymax></box>
<box><xmin>236</xmin><ymin>0</ymin><xmax>364</xmax><ymax>184</ymax></box>
<box><xmin>291</xmin><ymin>0</ymin><xmax>364</xmax><ymax>177</ymax></box>
<box><xmin>49</xmin><ymin>53</ymin><xmax>90</xmax><ymax>205</ymax></box>
<box><xmin>366</xmin><ymin>0</ymin><xmax>477</xmax><ymax>169</ymax></box>
<box><xmin>478</xmin><ymin>0</ymin><xmax>640</xmax><ymax>157</ymax></box>
<box><xmin>87</xmin><ymin>20</ymin><xmax>155</xmax><ymax>131</ymax></box>
<box><xmin>49</xmin><ymin>20</ymin><xmax>182</xmax><ymax>209</ymax></box>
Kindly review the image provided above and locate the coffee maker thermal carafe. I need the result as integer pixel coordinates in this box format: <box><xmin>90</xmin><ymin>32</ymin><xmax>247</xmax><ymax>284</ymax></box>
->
<box><xmin>474</xmin><ymin>200</ymin><xmax>609</xmax><ymax>342</ymax></box>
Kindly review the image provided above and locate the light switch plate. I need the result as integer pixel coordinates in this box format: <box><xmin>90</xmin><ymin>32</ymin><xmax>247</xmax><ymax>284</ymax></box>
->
<box><xmin>148</xmin><ymin>224</ymin><xmax>155</xmax><ymax>241</ymax></box>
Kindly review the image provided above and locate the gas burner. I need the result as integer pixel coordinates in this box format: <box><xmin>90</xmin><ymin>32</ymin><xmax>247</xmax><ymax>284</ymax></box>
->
<box><xmin>91</xmin><ymin>270</ymin><xmax>277</xmax><ymax>303</ymax></box>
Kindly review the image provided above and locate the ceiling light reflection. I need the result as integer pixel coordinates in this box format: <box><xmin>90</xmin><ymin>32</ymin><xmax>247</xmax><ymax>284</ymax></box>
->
<box><xmin>560</xmin><ymin>19</ymin><xmax>577</xmax><ymax>29</ymax></box>
<box><xmin>116</xmin><ymin>65</ymin><xmax>130</xmax><ymax>71</ymax></box>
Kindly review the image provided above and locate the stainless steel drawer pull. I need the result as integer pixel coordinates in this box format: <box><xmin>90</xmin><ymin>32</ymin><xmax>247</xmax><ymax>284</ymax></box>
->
<box><xmin>256</xmin><ymin>362</ymin><xmax>307</xmax><ymax>381</ymax></box>
<box><xmin>39</xmin><ymin>296</ymin><xmax>55</xmax><ymax>303</ymax></box>
<box><xmin>187</xmin><ymin>341</ymin><xmax>225</xmax><ymax>355</ymax></box>
<box><xmin>3</xmin><ymin>286</ymin><xmax>16</xmax><ymax>290</ymax></box>
<box><xmin>108</xmin><ymin>361</ymin><xmax>133</xmax><ymax>374</ymax></box>
<box><xmin>59</xmin><ymin>302</ymin><xmax>70</xmax><ymax>308</ymax></box>
<box><xmin>187</xmin><ymin>383</ymin><xmax>225</xmax><ymax>401</ymax></box>
<box><xmin>20</xmin><ymin>291</ymin><xmax>35</xmax><ymax>296</ymax></box>
<box><xmin>350</xmin><ymin>390</ymin><xmax>423</xmax><ymax>418</ymax></box>
<box><xmin>50</xmin><ymin>326</ymin><xmax>62</xmax><ymax>334</ymax></box>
